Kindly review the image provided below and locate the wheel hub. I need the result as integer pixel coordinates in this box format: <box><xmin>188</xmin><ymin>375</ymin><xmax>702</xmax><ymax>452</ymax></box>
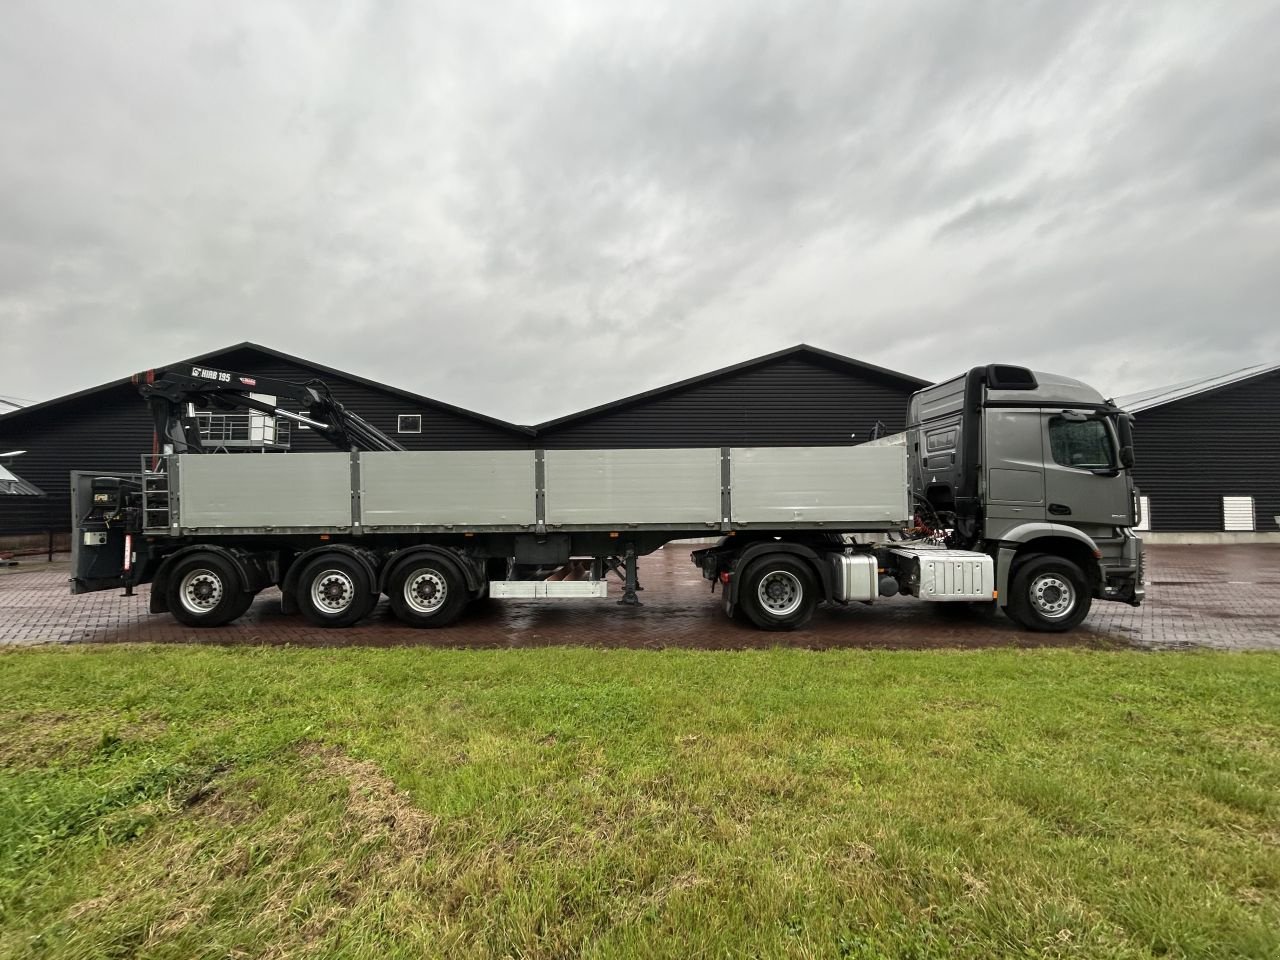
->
<box><xmin>404</xmin><ymin>569</ymin><xmax>447</xmax><ymax>614</ymax></box>
<box><xmin>1030</xmin><ymin>574</ymin><xmax>1074</xmax><ymax>618</ymax></box>
<box><xmin>179</xmin><ymin>569</ymin><xmax>223</xmax><ymax>615</ymax></box>
<box><xmin>312</xmin><ymin>570</ymin><xmax>356</xmax><ymax>613</ymax></box>
<box><xmin>757</xmin><ymin>571</ymin><xmax>802</xmax><ymax>617</ymax></box>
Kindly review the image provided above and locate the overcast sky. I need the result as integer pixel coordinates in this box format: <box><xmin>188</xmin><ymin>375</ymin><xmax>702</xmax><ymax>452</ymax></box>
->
<box><xmin>1</xmin><ymin>1</ymin><xmax>1277</xmax><ymax>423</ymax></box>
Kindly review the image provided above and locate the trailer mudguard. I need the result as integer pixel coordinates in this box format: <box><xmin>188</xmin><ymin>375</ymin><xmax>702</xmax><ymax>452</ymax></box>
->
<box><xmin>725</xmin><ymin>540</ymin><xmax>837</xmax><ymax>613</ymax></box>
<box><xmin>149</xmin><ymin>544</ymin><xmax>270</xmax><ymax>614</ymax></box>
<box><xmin>280</xmin><ymin>545</ymin><xmax>380</xmax><ymax>615</ymax></box>
<box><xmin>378</xmin><ymin>546</ymin><xmax>483</xmax><ymax>597</ymax></box>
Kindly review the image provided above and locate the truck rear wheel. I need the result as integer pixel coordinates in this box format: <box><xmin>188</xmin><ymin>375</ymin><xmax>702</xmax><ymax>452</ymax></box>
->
<box><xmin>296</xmin><ymin>554</ymin><xmax>375</xmax><ymax>628</ymax></box>
<box><xmin>739</xmin><ymin>556</ymin><xmax>817</xmax><ymax>631</ymax></box>
<box><xmin>168</xmin><ymin>553</ymin><xmax>253</xmax><ymax>628</ymax></box>
<box><xmin>388</xmin><ymin>559</ymin><xmax>467</xmax><ymax>628</ymax></box>
<box><xmin>1007</xmin><ymin>554</ymin><xmax>1092</xmax><ymax>632</ymax></box>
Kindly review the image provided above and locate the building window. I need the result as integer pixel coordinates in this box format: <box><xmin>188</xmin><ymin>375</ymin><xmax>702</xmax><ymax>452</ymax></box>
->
<box><xmin>1135</xmin><ymin>496</ymin><xmax>1151</xmax><ymax>532</ymax></box>
<box><xmin>1223</xmin><ymin>496</ymin><xmax>1255</xmax><ymax>531</ymax></box>
<box><xmin>397</xmin><ymin>414</ymin><xmax>423</xmax><ymax>434</ymax></box>
<box><xmin>1048</xmin><ymin>417</ymin><xmax>1114</xmax><ymax>470</ymax></box>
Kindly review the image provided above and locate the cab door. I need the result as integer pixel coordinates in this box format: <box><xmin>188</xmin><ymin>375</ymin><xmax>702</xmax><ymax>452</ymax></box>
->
<box><xmin>1041</xmin><ymin>411</ymin><xmax>1132</xmax><ymax>529</ymax></box>
<box><xmin>984</xmin><ymin>408</ymin><xmax>1047</xmax><ymax>526</ymax></box>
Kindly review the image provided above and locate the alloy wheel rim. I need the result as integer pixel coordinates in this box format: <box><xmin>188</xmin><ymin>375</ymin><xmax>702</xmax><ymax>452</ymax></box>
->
<box><xmin>1030</xmin><ymin>573</ymin><xmax>1074</xmax><ymax>619</ymax></box>
<box><xmin>757</xmin><ymin>570</ymin><xmax>803</xmax><ymax>617</ymax></box>
<box><xmin>404</xmin><ymin>569</ymin><xmax>447</xmax><ymax>614</ymax></box>
<box><xmin>311</xmin><ymin>569</ymin><xmax>356</xmax><ymax>614</ymax></box>
<box><xmin>179</xmin><ymin>569</ymin><xmax>223</xmax><ymax>615</ymax></box>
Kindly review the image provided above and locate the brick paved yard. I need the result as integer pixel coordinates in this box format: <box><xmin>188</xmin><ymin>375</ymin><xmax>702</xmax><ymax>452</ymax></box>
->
<box><xmin>1</xmin><ymin>544</ymin><xmax>1278</xmax><ymax>650</ymax></box>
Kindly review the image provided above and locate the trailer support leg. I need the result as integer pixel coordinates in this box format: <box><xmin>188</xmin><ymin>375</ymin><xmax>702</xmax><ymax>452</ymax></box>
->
<box><xmin>618</xmin><ymin>545</ymin><xmax>642</xmax><ymax>606</ymax></box>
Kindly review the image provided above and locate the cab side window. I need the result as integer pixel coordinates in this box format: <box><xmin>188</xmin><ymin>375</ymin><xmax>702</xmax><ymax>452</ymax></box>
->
<box><xmin>1049</xmin><ymin>417</ymin><xmax>1114</xmax><ymax>469</ymax></box>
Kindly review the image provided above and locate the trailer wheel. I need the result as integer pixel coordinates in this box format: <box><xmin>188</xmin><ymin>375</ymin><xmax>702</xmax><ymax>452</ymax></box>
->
<box><xmin>296</xmin><ymin>555</ymin><xmax>375</xmax><ymax>628</ymax></box>
<box><xmin>739</xmin><ymin>556</ymin><xmax>817</xmax><ymax>631</ymax></box>
<box><xmin>168</xmin><ymin>554</ymin><xmax>252</xmax><ymax>628</ymax></box>
<box><xmin>1007</xmin><ymin>554</ymin><xmax>1092</xmax><ymax>632</ymax></box>
<box><xmin>388</xmin><ymin>560</ymin><xmax>467</xmax><ymax>628</ymax></box>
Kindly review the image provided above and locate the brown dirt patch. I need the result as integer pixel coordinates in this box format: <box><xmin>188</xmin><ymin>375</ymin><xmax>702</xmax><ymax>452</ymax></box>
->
<box><xmin>297</xmin><ymin>741</ymin><xmax>438</xmax><ymax>857</ymax></box>
<box><xmin>60</xmin><ymin>743</ymin><xmax>441</xmax><ymax>954</ymax></box>
<box><xmin>0</xmin><ymin>711</ymin><xmax>167</xmax><ymax>768</ymax></box>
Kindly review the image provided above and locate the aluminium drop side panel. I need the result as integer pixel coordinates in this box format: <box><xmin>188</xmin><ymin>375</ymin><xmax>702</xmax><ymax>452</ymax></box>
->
<box><xmin>177</xmin><ymin>453</ymin><xmax>352</xmax><ymax>529</ymax></box>
<box><xmin>729</xmin><ymin>445</ymin><xmax>909</xmax><ymax>526</ymax></box>
<box><xmin>359</xmin><ymin>451</ymin><xmax>537</xmax><ymax>527</ymax></box>
<box><xmin>543</xmin><ymin>448</ymin><xmax>722</xmax><ymax>527</ymax></box>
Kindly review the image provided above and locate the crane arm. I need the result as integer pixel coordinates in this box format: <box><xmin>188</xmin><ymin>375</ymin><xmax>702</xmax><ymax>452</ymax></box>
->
<box><xmin>133</xmin><ymin>364</ymin><xmax>406</xmax><ymax>454</ymax></box>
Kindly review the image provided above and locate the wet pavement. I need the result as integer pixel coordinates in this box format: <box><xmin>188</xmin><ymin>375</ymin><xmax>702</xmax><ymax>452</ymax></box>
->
<box><xmin>1</xmin><ymin>544</ymin><xmax>1278</xmax><ymax>651</ymax></box>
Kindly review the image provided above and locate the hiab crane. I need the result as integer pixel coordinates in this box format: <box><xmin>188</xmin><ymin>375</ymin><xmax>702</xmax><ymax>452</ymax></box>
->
<box><xmin>134</xmin><ymin>364</ymin><xmax>405</xmax><ymax>456</ymax></box>
<box><xmin>71</xmin><ymin>362</ymin><xmax>1144</xmax><ymax>634</ymax></box>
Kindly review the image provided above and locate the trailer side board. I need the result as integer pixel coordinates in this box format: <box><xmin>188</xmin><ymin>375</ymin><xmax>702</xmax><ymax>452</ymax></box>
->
<box><xmin>168</xmin><ymin>445</ymin><xmax>910</xmax><ymax>533</ymax></box>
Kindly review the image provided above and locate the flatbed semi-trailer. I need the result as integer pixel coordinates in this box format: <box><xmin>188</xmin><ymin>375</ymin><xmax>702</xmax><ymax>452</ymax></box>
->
<box><xmin>70</xmin><ymin>362</ymin><xmax>1144</xmax><ymax>633</ymax></box>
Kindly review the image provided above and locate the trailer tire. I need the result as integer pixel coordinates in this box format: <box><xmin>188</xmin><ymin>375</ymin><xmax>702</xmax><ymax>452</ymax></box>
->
<box><xmin>1007</xmin><ymin>554</ymin><xmax>1092</xmax><ymax>632</ymax></box>
<box><xmin>167</xmin><ymin>553</ymin><xmax>253</xmax><ymax>628</ymax></box>
<box><xmin>296</xmin><ymin>554</ymin><xmax>375</xmax><ymax>628</ymax></box>
<box><xmin>388</xmin><ymin>559</ymin><xmax>467</xmax><ymax>628</ymax></box>
<box><xmin>739</xmin><ymin>555</ymin><xmax>817</xmax><ymax>631</ymax></box>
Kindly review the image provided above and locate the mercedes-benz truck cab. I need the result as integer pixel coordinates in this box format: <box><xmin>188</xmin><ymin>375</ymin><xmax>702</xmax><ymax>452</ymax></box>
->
<box><xmin>908</xmin><ymin>364</ymin><xmax>1143</xmax><ymax>631</ymax></box>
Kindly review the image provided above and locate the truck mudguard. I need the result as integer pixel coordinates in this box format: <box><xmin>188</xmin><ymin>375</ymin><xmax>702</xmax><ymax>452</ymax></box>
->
<box><xmin>993</xmin><ymin>522</ymin><xmax>1100</xmax><ymax>608</ymax></box>
<box><xmin>726</xmin><ymin>540</ymin><xmax>837</xmax><ymax>611</ymax></box>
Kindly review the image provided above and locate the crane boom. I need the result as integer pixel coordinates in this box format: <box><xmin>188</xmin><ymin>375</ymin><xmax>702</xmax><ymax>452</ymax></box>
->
<box><xmin>132</xmin><ymin>364</ymin><xmax>406</xmax><ymax>455</ymax></box>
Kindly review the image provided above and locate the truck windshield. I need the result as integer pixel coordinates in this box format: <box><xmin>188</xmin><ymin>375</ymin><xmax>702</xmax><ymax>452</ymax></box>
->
<box><xmin>1048</xmin><ymin>416</ymin><xmax>1115</xmax><ymax>470</ymax></box>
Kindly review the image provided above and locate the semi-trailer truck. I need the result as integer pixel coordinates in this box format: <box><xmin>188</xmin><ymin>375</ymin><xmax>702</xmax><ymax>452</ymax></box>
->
<box><xmin>70</xmin><ymin>362</ymin><xmax>1143</xmax><ymax>633</ymax></box>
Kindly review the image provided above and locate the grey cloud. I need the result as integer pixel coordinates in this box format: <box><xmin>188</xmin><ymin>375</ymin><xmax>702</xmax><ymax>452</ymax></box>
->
<box><xmin>935</xmin><ymin>194</ymin><xmax>1038</xmax><ymax>238</ymax></box>
<box><xmin>0</xmin><ymin>0</ymin><xmax>1277</xmax><ymax>425</ymax></box>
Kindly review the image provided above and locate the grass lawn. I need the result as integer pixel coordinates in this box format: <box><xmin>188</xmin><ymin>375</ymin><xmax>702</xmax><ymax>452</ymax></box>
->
<box><xmin>0</xmin><ymin>646</ymin><xmax>1276</xmax><ymax>959</ymax></box>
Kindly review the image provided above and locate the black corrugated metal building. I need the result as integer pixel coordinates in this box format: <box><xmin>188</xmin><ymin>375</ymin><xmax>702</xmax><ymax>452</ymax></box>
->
<box><xmin>7</xmin><ymin>340</ymin><xmax>1276</xmax><ymax>539</ymax></box>
<box><xmin>0</xmin><ymin>343</ymin><xmax>532</xmax><ymax>534</ymax></box>
<box><xmin>535</xmin><ymin>345</ymin><xmax>928</xmax><ymax>448</ymax></box>
<box><xmin>0</xmin><ymin>342</ymin><xmax>927</xmax><ymax>537</ymax></box>
<box><xmin>1117</xmin><ymin>364</ymin><xmax>1280</xmax><ymax>534</ymax></box>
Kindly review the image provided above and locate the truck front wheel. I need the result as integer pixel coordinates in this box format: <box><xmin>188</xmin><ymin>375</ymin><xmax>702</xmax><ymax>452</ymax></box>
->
<box><xmin>167</xmin><ymin>553</ymin><xmax>254</xmax><ymax>628</ymax></box>
<box><xmin>739</xmin><ymin>556</ymin><xmax>817</xmax><ymax>631</ymax></box>
<box><xmin>1007</xmin><ymin>555</ymin><xmax>1092</xmax><ymax>632</ymax></box>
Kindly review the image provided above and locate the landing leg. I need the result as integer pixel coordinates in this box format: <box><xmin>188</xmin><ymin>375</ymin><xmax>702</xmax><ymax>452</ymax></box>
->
<box><xmin>618</xmin><ymin>544</ymin><xmax>642</xmax><ymax>606</ymax></box>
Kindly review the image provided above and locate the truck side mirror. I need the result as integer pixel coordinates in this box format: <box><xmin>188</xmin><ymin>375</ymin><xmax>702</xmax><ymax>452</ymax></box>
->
<box><xmin>1116</xmin><ymin>414</ymin><xmax>1134</xmax><ymax>467</ymax></box>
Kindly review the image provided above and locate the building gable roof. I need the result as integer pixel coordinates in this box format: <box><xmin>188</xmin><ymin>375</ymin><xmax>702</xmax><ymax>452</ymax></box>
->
<box><xmin>2</xmin><ymin>341</ymin><xmax>929</xmax><ymax>440</ymax></box>
<box><xmin>0</xmin><ymin>341</ymin><xmax>534</xmax><ymax>437</ymax></box>
<box><xmin>1115</xmin><ymin>361</ymin><xmax>1280</xmax><ymax>413</ymax></box>
<box><xmin>0</xmin><ymin>462</ymin><xmax>45</xmax><ymax>496</ymax></box>
<box><xmin>534</xmin><ymin>344</ymin><xmax>929</xmax><ymax>431</ymax></box>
